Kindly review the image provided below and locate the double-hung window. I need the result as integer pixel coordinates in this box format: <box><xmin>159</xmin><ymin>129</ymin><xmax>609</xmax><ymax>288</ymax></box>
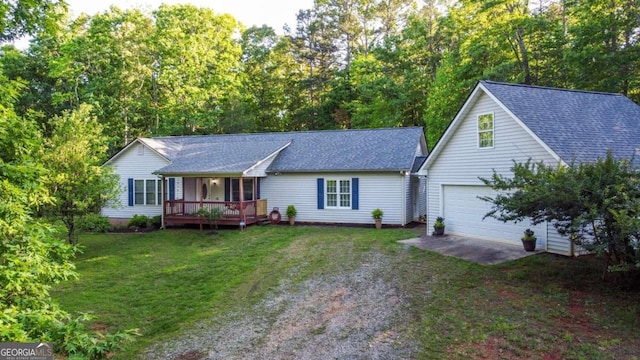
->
<box><xmin>133</xmin><ymin>179</ymin><xmax>161</xmax><ymax>205</ymax></box>
<box><xmin>326</xmin><ymin>179</ymin><xmax>351</xmax><ymax>208</ymax></box>
<box><xmin>478</xmin><ymin>113</ymin><xmax>494</xmax><ymax>148</ymax></box>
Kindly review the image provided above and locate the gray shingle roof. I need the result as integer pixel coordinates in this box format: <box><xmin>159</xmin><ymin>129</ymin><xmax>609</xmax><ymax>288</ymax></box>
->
<box><xmin>481</xmin><ymin>80</ymin><xmax>640</xmax><ymax>163</ymax></box>
<box><xmin>148</xmin><ymin>127</ymin><xmax>425</xmax><ymax>175</ymax></box>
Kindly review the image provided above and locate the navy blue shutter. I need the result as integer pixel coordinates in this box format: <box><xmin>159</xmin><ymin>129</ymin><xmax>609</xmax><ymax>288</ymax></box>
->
<box><xmin>169</xmin><ymin>178</ymin><xmax>175</xmax><ymax>200</ymax></box>
<box><xmin>224</xmin><ymin>178</ymin><xmax>231</xmax><ymax>202</ymax></box>
<box><xmin>128</xmin><ymin>178</ymin><xmax>134</xmax><ymax>206</ymax></box>
<box><xmin>317</xmin><ymin>178</ymin><xmax>324</xmax><ymax>209</ymax></box>
<box><xmin>351</xmin><ymin>178</ymin><xmax>359</xmax><ymax>210</ymax></box>
<box><xmin>256</xmin><ymin>178</ymin><xmax>261</xmax><ymax>199</ymax></box>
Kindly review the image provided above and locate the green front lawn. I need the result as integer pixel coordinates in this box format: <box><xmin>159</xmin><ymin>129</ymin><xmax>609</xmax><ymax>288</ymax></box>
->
<box><xmin>52</xmin><ymin>226</ymin><xmax>640</xmax><ymax>359</ymax></box>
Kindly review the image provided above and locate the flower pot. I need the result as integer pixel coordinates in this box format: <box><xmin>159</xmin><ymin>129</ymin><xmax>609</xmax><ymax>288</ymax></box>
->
<box><xmin>375</xmin><ymin>218</ymin><xmax>382</xmax><ymax>229</ymax></box>
<box><xmin>289</xmin><ymin>216</ymin><xmax>295</xmax><ymax>226</ymax></box>
<box><xmin>522</xmin><ymin>239</ymin><xmax>536</xmax><ymax>252</ymax></box>
<box><xmin>433</xmin><ymin>226</ymin><xmax>445</xmax><ymax>236</ymax></box>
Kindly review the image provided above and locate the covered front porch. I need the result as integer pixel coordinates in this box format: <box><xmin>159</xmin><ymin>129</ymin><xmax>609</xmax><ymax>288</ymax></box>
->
<box><xmin>161</xmin><ymin>176</ymin><xmax>269</xmax><ymax>228</ymax></box>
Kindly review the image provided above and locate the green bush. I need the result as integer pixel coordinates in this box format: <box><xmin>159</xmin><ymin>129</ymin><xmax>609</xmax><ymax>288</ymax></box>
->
<box><xmin>150</xmin><ymin>215</ymin><xmax>162</xmax><ymax>228</ymax></box>
<box><xmin>76</xmin><ymin>213</ymin><xmax>111</xmax><ymax>233</ymax></box>
<box><xmin>127</xmin><ymin>214</ymin><xmax>149</xmax><ymax>228</ymax></box>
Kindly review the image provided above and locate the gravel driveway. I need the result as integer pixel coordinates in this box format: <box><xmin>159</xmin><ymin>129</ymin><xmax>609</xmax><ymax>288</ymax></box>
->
<box><xmin>143</xmin><ymin>251</ymin><xmax>419</xmax><ymax>360</ymax></box>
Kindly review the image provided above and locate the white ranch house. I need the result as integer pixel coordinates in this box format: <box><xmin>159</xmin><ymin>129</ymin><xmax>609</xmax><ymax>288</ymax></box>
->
<box><xmin>103</xmin><ymin>81</ymin><xmax>640</xmax><ymax>257</ymax></box>
<box><xmin>102</xmin><ymin>127</ymin><xmax>428</xmax><ymax>228</ymax></box>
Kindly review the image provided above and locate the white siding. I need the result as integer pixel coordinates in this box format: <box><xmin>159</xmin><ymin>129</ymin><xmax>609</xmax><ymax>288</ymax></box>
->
<box><xmin>546</xmin><ymin>225</ymin><xmax>573</xmax><ymax>255</ymax></box>
<box><xmin>403</xmin><ymin>174</ymin><xmax>411</xmax><ymax>224</ymax></box>
<box><xmin>102</xmin><ymin>141</ymin><xmax>176</xmax><ymax>219</ymax></box>
<box><xmin>261</xmin><ymin>172</ymin><xmax>408</xmax><ymax>225</ymax></box>
<box><xmin>441</xmin><ymin>185</ymin><xmax>547</xmax><ymax>247</ymax></box>
<box><xmin>426</xmin><ymin>92</ymin><xmax>568</xmax><ymax>251</ymax></box>
<box><xmin>245</xmin><ymin>150</ymin><xmax>282</xmax><ymax>177</ymax></box>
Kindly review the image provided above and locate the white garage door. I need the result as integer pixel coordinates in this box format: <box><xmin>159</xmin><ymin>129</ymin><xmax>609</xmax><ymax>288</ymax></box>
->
<box><xmin>442</xmin><ymin>185</ymin><xmax>545</xmax><ymax>246</ymax></box>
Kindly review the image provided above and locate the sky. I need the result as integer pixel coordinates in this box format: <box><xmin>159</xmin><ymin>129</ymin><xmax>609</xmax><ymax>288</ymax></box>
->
<box><xmin>66</xmin><ymin>0</ymin><xmax>314</xmax><ymax>32</ymax></box>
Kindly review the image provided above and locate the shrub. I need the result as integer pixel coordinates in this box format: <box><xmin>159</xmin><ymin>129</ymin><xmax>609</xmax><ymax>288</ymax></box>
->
<box><xmin>286</xmin><ymin>205</ymin><xmax>297</xmax><ymax>218</ymax></box>
<box><xmin>76</xmin><ymin>213</ymin><xmax>111</xmax><ymax>233</ymax></box>
<box><xmin>127</xmin><ymin>214</ymin><xmax>149</xmax><ymax>228</ymax></box>
<box><xmin>150</xmin><ymin>215</ymin><xmax>162</xmax><ymax>228</ymax></box>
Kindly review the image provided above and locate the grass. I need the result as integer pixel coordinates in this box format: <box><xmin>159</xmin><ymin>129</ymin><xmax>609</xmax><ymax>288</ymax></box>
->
<box><xmin>51</xmin><ymin>225</ymin><xmax>640</xmax><ymax>359</ymax></box>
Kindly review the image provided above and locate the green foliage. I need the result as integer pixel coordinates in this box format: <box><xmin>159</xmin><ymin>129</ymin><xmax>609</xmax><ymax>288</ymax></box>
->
<box><xmin>152</xmin><ymin>4</ymin><xmax>242</xmax><ymax>136</ymax></box>
<box><xmin>0</xmin><ymin>0</ymin><xmax>66</xmax><ymax>42</ymax></box>
<box><xmin>150</xmin><ymin>215</ymin><xmax>162</xmax><ymax>228</ymax></box>
<box><xmin>76</xmin><ymin>213</ymin><xmax>111</xmax><ymax>233</ymax></box>
<box><xmin>127</xmin><ymin>214</ymin><xmax>150</xmax><ymax>228</ymax></box>
<box><xmin>197</xmin><ymin>206</ymin><xmax>224</xmax><ymax>230</ymax></box>
<box><xmin>372</xmin><ymin>208</ymin><xmax>384</xmax><ymax>219</ymax></box>
<box><xmin>481</xmin><ymin>152</ymin><xmax>640</xmax><ymax>283</ymax></box>
<box><xmin>41</xmin><ymin>104</ymin><xmax>120</xmax><ymax>244</ymax></box>
<box><xmin>1</xmin><ymin>8</ymin><xmax>138</xmax><ymax>358</ymax></box>
<box><xmin>45</xmin><ymin>313</ymin><xmax>138</xmax><ymax>359</ymax></box>
<box><xmin>286</xmin><ymin>205</ymin><xmax>297</xmax><ymax>218</ymax></box>
<box><xmin>522</xmin><ymin>229</ymin><xmax>536</xmax><ymax>242</ymax></box>
<box><xmin>434</xmin><ymin>216</ymin><xmax>445</xmax><ymax>228</ymax></box>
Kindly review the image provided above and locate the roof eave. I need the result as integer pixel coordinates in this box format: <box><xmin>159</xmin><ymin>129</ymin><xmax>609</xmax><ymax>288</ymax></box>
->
<box><xmin>266</xmin><ymin>168</ymin><xmax>412</xmax><ymax>174</ymax></box>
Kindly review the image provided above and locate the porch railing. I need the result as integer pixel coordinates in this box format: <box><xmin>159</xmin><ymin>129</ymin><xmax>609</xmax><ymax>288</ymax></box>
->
<box><xmin>165</xmin><ymin>199</ymin><xmax>268</xmax><ymax>220</ymax></box>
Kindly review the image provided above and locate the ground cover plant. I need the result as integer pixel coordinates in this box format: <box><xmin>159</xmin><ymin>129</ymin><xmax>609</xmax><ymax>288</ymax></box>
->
<box><xmin>52</xmin><ymin>226</ymin><xmax>640</xmax><ymax>359</ymax></box>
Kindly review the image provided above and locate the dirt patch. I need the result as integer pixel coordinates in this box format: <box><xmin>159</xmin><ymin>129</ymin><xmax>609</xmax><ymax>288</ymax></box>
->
<box><xmin>143</xmin><ymin>252</ymin><xmax>418</xmax><ymax>359</ymax></box>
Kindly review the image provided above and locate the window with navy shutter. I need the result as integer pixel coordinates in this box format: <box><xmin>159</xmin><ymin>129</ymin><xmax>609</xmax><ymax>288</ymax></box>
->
<box><xmin>317</xmin><ymin>178</ymin><xmax>324</xmax><ymax>209</ymax></box>
<box><xmin>351</xmin><ymin>178</ymin><xmax>359</xmax><ymax>210</ymax></box>
<box><xmin>128</xmin><ymin>178</ymin><xmax>134</xmax><ymax>206</ymax></box>
<box><xmin>318</xmin><ymin>177</ymin><xmax>359</xmax><ymax>210</ymax></box>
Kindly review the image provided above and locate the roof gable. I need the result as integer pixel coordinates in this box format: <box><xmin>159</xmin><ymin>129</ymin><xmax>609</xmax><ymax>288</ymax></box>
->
<box><xmin>424</xmin><ymin>81</ymin><xmax>640</xmax><ymax>170</ymax></box>
<box><xmin>104</xmin><ymin>138</ymin><xmax>170</xmax><ymax>166</ymax></box>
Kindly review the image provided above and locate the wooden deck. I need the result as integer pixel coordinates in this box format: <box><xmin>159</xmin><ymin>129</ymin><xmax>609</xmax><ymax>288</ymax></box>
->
<box><xmin>163</xmin><ymin>199</ymin><xmax>269</xmax><ymax>227</ymax></box>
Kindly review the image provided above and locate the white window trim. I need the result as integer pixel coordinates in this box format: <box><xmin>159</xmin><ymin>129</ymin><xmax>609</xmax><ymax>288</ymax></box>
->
<box><xmin>134</xmin><ymin>178</ymin><xmax>162</xmax><ymax>206</ymax></box>
<box><xmin>477</xmin><ymin>112</ymin><xmax>495</xmax><ymax>149</ymax></box>
<box><xmin>325</xmin><ymin>178</ymin><xmax>352</xmax><ymax>209</ymax></box>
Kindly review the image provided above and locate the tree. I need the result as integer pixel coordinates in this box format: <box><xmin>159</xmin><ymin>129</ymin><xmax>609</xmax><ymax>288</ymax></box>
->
<box><xmin>480</xmin><ymin>153</ymin><xmax>640</xmax><ymax>283</ymax></box>
<box><xmin>564</xmin><ymin>0</ymin><xmax>640</xmax><ymax>102</ymax></box>
<box><xmin>0</xmin><ymin>0</ymin><xmax>66</xmax><ymax>43</ymax></box>
<box><xmin>47</xmin><ymin>7</ymin><xmax>155</xmax><ymax>150</ymax></box>
<box><xmin>238</xmin><ymin>25</ymin><xmax>291</xmax><ymax>132</ymax></box>
<box><xmin>42</xmin><ymin>104</ymin><xmax>120</xmax><ymax>244</ymax></box>
<box><xmin>152</xmin><ymin>4</ymin><xmax>242</xmax><ymax>135</ymax></box>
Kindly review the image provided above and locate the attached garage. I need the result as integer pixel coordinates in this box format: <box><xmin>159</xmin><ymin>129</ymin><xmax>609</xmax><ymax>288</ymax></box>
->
<box><xmin>441</xmin><ymin>185</ymin><xmax>546</xmax><ymax>247</ymax></box>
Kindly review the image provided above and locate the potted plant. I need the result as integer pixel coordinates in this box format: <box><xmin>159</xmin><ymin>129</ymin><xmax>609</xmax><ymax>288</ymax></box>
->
<box><xmin>521</xmin><ymin>228</ymin><xmax>537</xmax><ymax>251</ymax></box>
<box><xmin>286</xmin><ymin>205</ymin><xmax>297</xmax><ymax>225</ymax></box>
<box><xmin>372</xmin><ymin>208</ymin><xmax>383</xmax><ymax>229</ymax></box>
<box><xmin>433</xmin><ymin>216</ymin><xmax>445</xmax><ymax>236</ymax></box>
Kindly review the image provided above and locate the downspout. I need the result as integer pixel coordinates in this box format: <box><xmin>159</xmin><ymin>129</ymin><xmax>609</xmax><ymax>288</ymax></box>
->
<box><xmin>401</xmin><ymin>171</ymin><xmax>406</xmax><ymax>226</ymax></box>
<box><xmin>161</xmin><ymin>175</ymin><xmax>166</xmax><ymax>229</ymax></box>
<box><xmin>425</xmin><ymin>174</ymin><xmax>429</xmax><ymax>237</ymax></box>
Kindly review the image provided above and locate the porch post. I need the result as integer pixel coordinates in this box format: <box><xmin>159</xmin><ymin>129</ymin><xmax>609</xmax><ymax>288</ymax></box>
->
<box><xmin>161</xmin><ymin>175</ymin><xmax>166</xmax><ymax>229</ymax></box>
<box><xmin>239</xmin><ymin>177</ymin><xmax>245</xmax><ymax>224</ymax></box>
<box><xmin>197</xmin><ymin>177</ymin><xmax>203</xmax><ymax>231</ymax></box>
